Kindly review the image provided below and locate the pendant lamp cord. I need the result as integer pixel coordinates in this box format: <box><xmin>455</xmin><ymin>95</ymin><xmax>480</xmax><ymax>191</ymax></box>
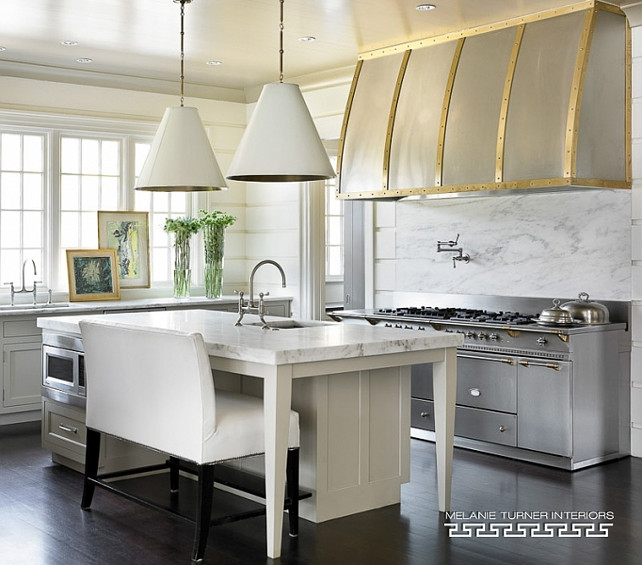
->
<box><xmin>179</xmin><ymin>0</ymin><xmax>186</xmax><ymax>106</ymax></box>
<box><xmin>279</xmin><ymin>0</ymin><xmax>284</xmax><ymax>83</ymax></box>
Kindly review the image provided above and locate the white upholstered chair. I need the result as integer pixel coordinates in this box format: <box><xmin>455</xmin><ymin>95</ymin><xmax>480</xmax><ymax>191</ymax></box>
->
<box><xmin>79</xmin><ymin>319</ymin><xmax>301</xmax><ymax>564</ymax></box>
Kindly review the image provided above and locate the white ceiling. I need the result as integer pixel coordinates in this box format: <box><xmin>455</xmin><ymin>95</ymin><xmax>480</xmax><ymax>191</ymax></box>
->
<box><xmin>0</xmin><ymin>0</ymin><xmax>630</xmax><ymax>102</ymax></box>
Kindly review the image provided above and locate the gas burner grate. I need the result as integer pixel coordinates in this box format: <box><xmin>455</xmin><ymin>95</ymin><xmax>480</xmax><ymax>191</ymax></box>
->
<box><xmin>377</xmin><ymin>307</ymin><xmax>536</xmax><ymax>325</ymax></box>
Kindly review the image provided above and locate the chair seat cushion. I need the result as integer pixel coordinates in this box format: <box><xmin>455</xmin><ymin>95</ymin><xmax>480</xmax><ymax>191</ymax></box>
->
<box><xmin>203</xmin><ymin>390</ymin><xmax>300</xmax><ymax>463</ymax></box>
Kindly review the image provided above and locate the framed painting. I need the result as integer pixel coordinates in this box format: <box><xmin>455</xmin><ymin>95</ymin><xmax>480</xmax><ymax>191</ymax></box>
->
<box><xmin>98</xmin><ymin>211</ymin><xmax>150</xmax><ymax>288</ymax></box>
<box><xmin>66</xmin><ymin>249</ymin><xmax>121</xmax><ymax>302</ymax></box>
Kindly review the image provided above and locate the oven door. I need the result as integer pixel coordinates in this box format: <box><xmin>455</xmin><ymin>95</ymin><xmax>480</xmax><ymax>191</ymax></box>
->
<box><xmin>42</xmin><ymin>344</ymin><xmax>83</xmax><ymax>396</ymax></box>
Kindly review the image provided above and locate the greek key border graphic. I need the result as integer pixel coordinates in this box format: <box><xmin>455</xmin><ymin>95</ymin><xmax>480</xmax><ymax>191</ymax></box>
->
<box><xmin>444</xmin><ymin>522</ymin><xmax>613</xmax><ymax>538</ymax></box>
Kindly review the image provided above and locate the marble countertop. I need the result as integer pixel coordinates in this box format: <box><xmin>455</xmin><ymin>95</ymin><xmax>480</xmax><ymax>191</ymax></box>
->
<box><xmin>37</xmin><ymin>309</ymin><xmax>464</xmax><ymax>365</ymax></box>
<box><xmin>0</xmin><ymin>295</ymin><xmax>290</xmax><ymax>317</ymax></box>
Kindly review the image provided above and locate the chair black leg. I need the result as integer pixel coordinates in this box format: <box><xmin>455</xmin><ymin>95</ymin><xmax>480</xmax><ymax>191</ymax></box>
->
<box><xmin>169</xmin><ymin>456</ymin><xmax>180</xmax><ymax>493</ymax></box>
<box><xmin>286</xmin><ymin>447</ymin><xmax>300</xmax><ymax>538</ymax></box>
<box><xmin>81</xmin><ymin>429</ymin><xmax>101</xmax><ymax>509</ymax></box>
<box><xmin>191</xmin><ymin>464</ymin><xmax>214</xmax><ymax>564</ymax></box>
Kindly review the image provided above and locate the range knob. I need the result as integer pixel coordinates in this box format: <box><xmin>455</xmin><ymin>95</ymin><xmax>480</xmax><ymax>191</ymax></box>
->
<box><xmin>477</xmin><ymin>332</ymin><xmax>487</xmax><ymax>340</ymax></box>
<box><xmin>465</xmin><ymin>331</ymin><xmax>475</xmax><ymax>338</ymax></box>
<box><xmin>489</xmin><ymin>333</ymin><xmax>500</xmax><ymax>341</ymax></box>
<box><xmin>385</xmin><ymin>323</ymin><xmax>392</xmax><ymax>328</ymax></box>
<box><xmin>404</xmin><ymin>325</ymin><xmax>413</xmax><ymax>330</ymax></box>
<box><xmin>395</xmin><ymin>324</ymin><xmax>403</xmax><ymax>329</ymax></box>
<box><xmin>417</xmin><ymin>326</ymin><xmax>426</xmax><ymax>331</ymax></box>
<box><xmin>537</xmin><ymin>337</ymin><xmax>548</xmax><ymax>345</ymax></box>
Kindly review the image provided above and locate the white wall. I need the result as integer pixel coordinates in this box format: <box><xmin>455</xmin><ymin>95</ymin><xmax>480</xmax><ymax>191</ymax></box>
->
<box><xmin>630</xmin><ymin>23</ymin><xmax>642</xmax><ymax>457</ymax></box>
<box><xmin>242</xmin><ymin>78</ymin><xmax>352</xmax><ymax>318</ymax></box>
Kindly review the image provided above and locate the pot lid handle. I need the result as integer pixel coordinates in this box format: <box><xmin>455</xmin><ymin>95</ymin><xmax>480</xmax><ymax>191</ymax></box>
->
<box><xmin>578</xmin><ymin>292</ymin><xmax>590</xmax><ymax>302</ymax></box>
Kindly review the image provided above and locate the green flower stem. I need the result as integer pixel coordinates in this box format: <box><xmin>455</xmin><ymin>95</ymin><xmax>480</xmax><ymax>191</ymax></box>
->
<box><xmin>164</xmin><ymin>216</ymin><xmax>199</xmax><ymax>298</ymax></box>
<box><xmin>163</xmin><ymin>211</ymin><xmax>237</xmax><ymax>299</ymax></box>
<box><xmin>203</xmin><ymin>224</ymin><xmax>224</xmax><ymax>298</ymax></box>
<box><xmin>198</xmin><ymin>209</ymin><xmax>236</xmax><ymax>299</ymax></box>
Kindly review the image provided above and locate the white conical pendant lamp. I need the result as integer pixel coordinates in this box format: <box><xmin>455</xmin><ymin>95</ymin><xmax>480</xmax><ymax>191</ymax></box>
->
<box><xmin>135</xmin><ymin>0</ymin><xmax>226</xmax><ymax>192</ymax></box>
<box><xmin>226</xmin><ymin>0</ymin><xmax>335</xmax><ymax>183</ymax></box>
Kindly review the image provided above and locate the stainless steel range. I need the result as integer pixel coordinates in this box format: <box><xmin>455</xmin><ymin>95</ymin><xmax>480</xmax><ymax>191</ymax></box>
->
<box><xmin>333</xmin><ymin>296</ymin><xmax>630</xmax><ymax>470</ymax></box>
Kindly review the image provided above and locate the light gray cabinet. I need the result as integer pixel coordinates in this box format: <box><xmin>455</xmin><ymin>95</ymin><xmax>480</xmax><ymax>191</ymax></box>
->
<box><xmin>517</xmin><ymin>360</ymin><xmax>572</xmax><ymax>457</ymax></box>
<box><xmin>1</xmin><ymin>317</ymin><xmax>42</xmax><ymax>423</ymax></box>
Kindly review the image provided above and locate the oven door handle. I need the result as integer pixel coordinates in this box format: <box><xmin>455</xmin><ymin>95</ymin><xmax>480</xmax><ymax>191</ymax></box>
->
<box><xmin>458</xmin><ymin>353</ymin><xmax>514</xmax><ymax>365</ymax></box>
<box><xmin>518</xmin><ymin>359</ymin><xmax>562</xmax><ymax>371</ymax></box>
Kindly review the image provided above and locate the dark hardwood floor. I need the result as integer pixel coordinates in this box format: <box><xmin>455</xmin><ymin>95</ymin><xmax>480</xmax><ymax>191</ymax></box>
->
<box><xmin>1</xmin><ymin>421</ymin><xmax>641</xmax><ymax>565</ymax></box>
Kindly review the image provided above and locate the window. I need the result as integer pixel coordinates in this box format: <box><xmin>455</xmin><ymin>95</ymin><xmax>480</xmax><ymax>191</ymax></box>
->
<box><xmin>0</xmin><ymin>111</ymin><xmax>194</xmax><ymax>295</ymax></box>
<box><xmin>325</xmin><ymin>156</ymin><xmax>343</xmax><ymax>280</ymax></box>
<box><xmin>0</xmin><ymin>132</ymin><xmax>45</xmax><ymax>286</ymax></box>
<box><xmin>133</xmin><ymin>142</ymin><xmax>189</xmax><ymax>283</ymax></box>
<box><xmin>60</xmin><ymin>136</ymin><xmax>121</xmax><ymax>248</ymax></box>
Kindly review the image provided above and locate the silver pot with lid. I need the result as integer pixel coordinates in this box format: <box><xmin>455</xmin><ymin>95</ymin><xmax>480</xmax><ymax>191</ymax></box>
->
<box><xmin>560</xmin><ymin>292</ymin><xmax>609</xmax><ymax>325</ymax></box>
<box><xmin>534</xmin><ymin>299</ymin><xmax>576</xmax><ymax>326</ymax></box>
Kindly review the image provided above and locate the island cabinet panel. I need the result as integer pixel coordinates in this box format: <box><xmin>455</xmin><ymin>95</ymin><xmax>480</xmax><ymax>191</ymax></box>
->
<box><xmin>368</xmin><ymin>368</ymin><xmax>407</xmax><ymax>482</ymax></box>
<box><xmin>326</xmin><ymin>372</ymin><xmax>361</xmax><ymax>490</ymax></box>
<box><xmin>292</xmin><ymin>366</ymin><xmax>411</xmax><ymax>523</ymax></box>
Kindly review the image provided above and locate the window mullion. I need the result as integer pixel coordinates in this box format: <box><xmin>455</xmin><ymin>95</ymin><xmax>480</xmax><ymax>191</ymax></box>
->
<box><xmin>48</xmin><ymin>130</ymin><xmax>60</xmax><ymax>291</ymax></box>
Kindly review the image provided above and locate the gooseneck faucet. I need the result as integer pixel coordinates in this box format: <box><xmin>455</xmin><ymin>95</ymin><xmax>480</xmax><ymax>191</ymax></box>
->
<box><xmin>21</xmin><ymin>259</ymin><xmax>37</xmax><ymax>292</ymax></box>
<box><xmin>249</xmin><ymin>259</ymin><xmax>287</xmax><ymax>308</ymax></box>
<box><xmin>236</xmin><ymin>260</ymin><xmax>287</xmax><ymax>329</ymax></box>
<box><xmin>4</xmin><ymin>259</ymin><xmax>41</xmax><ymax>306</ymax></box>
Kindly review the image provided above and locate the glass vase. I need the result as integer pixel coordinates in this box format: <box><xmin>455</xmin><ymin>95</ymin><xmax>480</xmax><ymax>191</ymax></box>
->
<box><xmin>203</xmin><ymin>224</ymin><xmax>225</xmax><ymax>299</ymax></box>
<box><xmin>173</xmin><ymin>234</ymin><xmax>192</xmax><ymax>298</ymax></box>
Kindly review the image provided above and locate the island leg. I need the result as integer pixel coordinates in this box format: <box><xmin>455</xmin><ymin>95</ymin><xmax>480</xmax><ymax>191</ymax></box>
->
<box><xmin>263</xmin><ymin>365</ymin><xmax>293</xmax><ymax>559</ymax></box>
<box><xmin>431</xmin><ymin>347</ymin><xmax>458</xmax><ymax>512</ymax></box>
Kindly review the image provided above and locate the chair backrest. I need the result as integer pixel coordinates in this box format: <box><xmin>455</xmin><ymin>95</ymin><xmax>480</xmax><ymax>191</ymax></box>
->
<box><xmin>80</xmin><ymin>319</ymin><xmax>216</xmax><ymax>463</ymax></box>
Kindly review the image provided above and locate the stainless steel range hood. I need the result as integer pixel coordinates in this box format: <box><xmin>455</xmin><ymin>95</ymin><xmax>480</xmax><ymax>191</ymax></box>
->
<box><xmin>337</xmin><ymin>1</ymin><xmax>630</xmax><ymax>200</ymax></box>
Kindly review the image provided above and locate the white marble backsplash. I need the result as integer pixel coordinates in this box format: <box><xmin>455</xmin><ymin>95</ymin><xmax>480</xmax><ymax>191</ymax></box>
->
<box><xmin>390</xmin><ymin>190</ymin><xmax>631</xmax><ymax>301</ymax></box>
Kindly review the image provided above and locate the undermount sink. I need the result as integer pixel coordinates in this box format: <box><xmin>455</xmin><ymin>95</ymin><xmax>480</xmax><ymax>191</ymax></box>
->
<box><xmin>246</xmin><ymin>319</ymin><xmax>333</xmax><ymax>330</ymax></box>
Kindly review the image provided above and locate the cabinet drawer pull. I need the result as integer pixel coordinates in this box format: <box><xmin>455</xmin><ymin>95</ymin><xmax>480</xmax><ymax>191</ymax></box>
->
<box><xmin>420</xmin><ymin>411</ymin><xmax>431</xmax><ymax>418</ymax></box>
<box><xmin>469</xmin><ymin>388</ymin><xmax>482</xmax><ymax>397</ymax></box>
<box><xmin>58</xmin><ymin>423</ymin><xmax>78</xmax><ymax>434</ymax></box>
<box><xmin>499</xmin><ymin>426</ymin><xmax>506</xmax><ymax>433</ymax></box>
<box><xmin>459</xmin><ymin>353</ymin><xmax>514</xmax><ymax>365</ymax></box>
<box><xmin>519</xmin><ymin>359</ymin><xmax>561</xmax><ymax>371</ymax></box>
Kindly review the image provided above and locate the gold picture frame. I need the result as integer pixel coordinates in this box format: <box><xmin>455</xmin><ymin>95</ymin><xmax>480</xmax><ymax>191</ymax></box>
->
<box><xmin>66</xmin><ymin>249</ymin><xmax>121</xmax><ymax>302</ymax></box>
<box><xmin>97</xmin><ymin>211</ymin><xmax>150</xmax><ymax>288</ymax></box>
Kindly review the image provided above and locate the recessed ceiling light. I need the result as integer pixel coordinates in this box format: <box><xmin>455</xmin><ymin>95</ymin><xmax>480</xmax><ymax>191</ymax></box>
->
<box><xmin>76</xmin><ymin>57</ymin><xmax>93</xmax><ymax>64</ymax></box>
<box><xmin>61</xmin><ymin>40</ymin><xmax>79</xmax><ymax>46</ymax></box>
<box><xmin>416</xmin><ymin>3</ymin><xmax>436</xmax><ymax>11</ymax></box>
<box><xmin>206</xmin><ymin>60</ymin><xmax>222</xmax><ymax>66</ymax></box>
<box><xmin>298</xmin><ymin>36</ymin><xmax>316</xmax><ymax>42</ymax></box>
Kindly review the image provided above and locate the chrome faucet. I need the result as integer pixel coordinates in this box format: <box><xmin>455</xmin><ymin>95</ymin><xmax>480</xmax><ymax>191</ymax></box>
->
<box><xmin>4</xmin><ymin>259</ymin><xmax>41</xmax><ymax>306</ymax></box>
<box><xmin>437</xmin><ymin>234</ymin><xmax>471</xmax><ymax>269</ymax></box>
<box><xmin>235</xmin><ymin>260</ymin><xmax>287</xmax><ymax>329</ymax></box>
<box><xmin>21</xmin><ymin>259</ymin><xmax>37</xmax><ymax>292</ymax></box>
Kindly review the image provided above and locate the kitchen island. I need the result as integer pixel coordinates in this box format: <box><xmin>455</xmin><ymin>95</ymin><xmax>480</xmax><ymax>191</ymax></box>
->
<box><xmin>38</xmin><ymin>309</ymin><xmax>462</xmax><ymax>559</ymax></box>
